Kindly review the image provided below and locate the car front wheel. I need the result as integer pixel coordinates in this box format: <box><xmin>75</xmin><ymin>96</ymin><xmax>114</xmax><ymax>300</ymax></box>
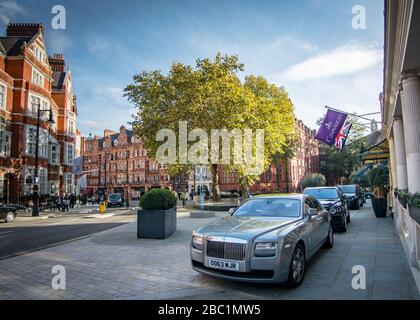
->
<box><xmin>5</xmin><ymin>212</ymin><xmax>15</xmax><ymax>223</ymax></box>
<box><xmin>323</xmin><ymin>225</ymin><xmax>334</xmax><ymax>249</ymax></box>
<box><xmin>286</xmin><ymin>244</ymin><xmax>306</xmax><ymax>288</ymax></box>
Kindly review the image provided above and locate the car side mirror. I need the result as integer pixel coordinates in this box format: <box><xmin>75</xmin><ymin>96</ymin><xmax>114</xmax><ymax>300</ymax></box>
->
<box><xmin>307</xmin><ymin>208</ymin><xmax>318</xmax><ymax>217</ymax></box>
<box><xmin>228</xmin><ymin>207</ymin><xmax>236</xmax><ymax>215</ymax></box>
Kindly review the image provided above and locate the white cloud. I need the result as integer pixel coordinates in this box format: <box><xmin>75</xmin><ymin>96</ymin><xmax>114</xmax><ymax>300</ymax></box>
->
<box><xmin>280</xmin><ymin>42</ymin><xmax>383</xmax><ymax>82</ymax></box>
<box><xmin>46</xmin><ymin>31</ymin><xmax>73</xmax><ymax>53</ymax></box>
<box><xmin>87</xmin><ymin>37</ymin><xmax>111</xmax><ymax>53</ymax></box>
<box><xmin>0</xmin><ymin>1</ymin><xmax>26</xmax><ymax>25</ymax></box>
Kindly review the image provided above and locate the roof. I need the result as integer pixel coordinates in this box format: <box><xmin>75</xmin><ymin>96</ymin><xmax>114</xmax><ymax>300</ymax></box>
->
<box><xmin>97</xmin><ymin>129</ymin><xmax>134</xmax><ymax>148</ymax></box>
<box><xmin>254</xmin><ymin>194</ymin><xmax>304</xmax><ymax>200</ymax></box>
<box><xmin>52</xmin><ymin>71</ymin><xmax>67</xmax><ymax>89</ymax></box>
<box><xmin>0</xmin><ymin>36</ymin><xmax>32</xmax><ymax>56</ymax></box>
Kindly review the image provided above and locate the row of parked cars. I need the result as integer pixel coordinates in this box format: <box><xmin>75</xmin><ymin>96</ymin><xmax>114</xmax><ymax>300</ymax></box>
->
<box><xmin>190</xmin><ymin>184</ymin><xmax>368</xmax><ymax>288</ymax></box>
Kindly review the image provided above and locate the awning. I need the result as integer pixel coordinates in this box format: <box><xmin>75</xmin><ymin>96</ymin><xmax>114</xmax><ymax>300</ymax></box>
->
<box><xmin>359</xmin><ymin>139</ymin><xmax>390</xmax><ymax>164</ymax></box>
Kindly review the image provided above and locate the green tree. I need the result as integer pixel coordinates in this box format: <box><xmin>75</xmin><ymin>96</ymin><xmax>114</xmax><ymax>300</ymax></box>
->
<box><xmin>124</xmin><ymin>54</ymin><xmax>295</xmax><ymax>200</ymax></box>
<box><xmin>301</xmin><ymin>173</ymin><xmax>327</xmax><ymax>189</ymax></box>
<box><xmin>317</xmin><ymin>115</ymin><xmax>368</xmax><ymax>185</ymax></box>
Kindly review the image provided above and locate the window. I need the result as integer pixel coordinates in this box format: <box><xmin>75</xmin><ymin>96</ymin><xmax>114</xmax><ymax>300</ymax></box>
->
<box><xmin>0</xmin><ymin>83</ymin><xmax>6</xmax><ymax>109</ymax></box>
<box><xmin>65</xmin><ymin>173</ymin><xmax>74</xmax><ymax>193</ymax></box>
<box><xmin>50</xmin><ymin>144</ymin><xmax>59</xmax><ymax>165</ymax></box>
<box><xmin>32</xmin><ymin>69</ymin><xmax>44</xmax><ymax>87</ymax></box>
<box><xmin>0</xmin><ymin>130</ymin><xmax>11</xmax><ymax>157</ymax></box>
<box><xmin>29</xmin><ymin>95</ymin><xmax>49</xmax><ymax>118</ymax></box>
<box><xmin>66</xmin><ymin>143</ymin><xmax>74</xmax><ymax>164</ymax></box>
<box><xmin>68</xmin><ymin>120</ymin><xmax>74</xmax><ymax>135</ymax></box>
<box><xmin>34</xmin><ymin>46</ymin><xmax>44</xmax><ymax>63</ymax></box>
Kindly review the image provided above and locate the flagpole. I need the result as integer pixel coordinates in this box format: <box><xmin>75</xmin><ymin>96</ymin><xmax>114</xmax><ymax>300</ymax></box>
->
<box><xmin>324</xmin><ymin>106</ymin><xmax>380</xmax><ymax>123</ymax></box>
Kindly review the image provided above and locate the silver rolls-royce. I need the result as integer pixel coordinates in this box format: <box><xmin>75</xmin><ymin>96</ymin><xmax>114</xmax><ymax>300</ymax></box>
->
<box><xmin>190</xmin><ymin>195</ymin><xmax>334</xmax><ymax>287</ymax></box>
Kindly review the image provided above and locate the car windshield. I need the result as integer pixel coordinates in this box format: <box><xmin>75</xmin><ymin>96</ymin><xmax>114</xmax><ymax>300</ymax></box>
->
<box><xmin>303</xmin><ymin>188</ymin><xmax>338</xmax><ymax>200</ymax></box>
<box><xmin>109</xmin><ymin>194</ymin><xmax>121</xmax><ymax>201</ymax></box>
<box><xmin>233</xmin><ymin>198</ymin><xmax>301</xmax><ymax>218</ymax></box>
<box><xmin>339</xmin><ymin>185</ymin><xmax>356</xmax><ymax>193</ymax></box>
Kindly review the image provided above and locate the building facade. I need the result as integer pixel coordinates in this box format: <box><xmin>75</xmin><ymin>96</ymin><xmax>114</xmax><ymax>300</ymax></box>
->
<box><xmin>189</xmin><ymin>119</ymin><xmax>320</xmax><ymax>195</ymax></box>
<box><xmin>0</xmin><ymin>23</ymin><xmax>77</xmax><ymax>204</ymax></box>
<box><xmin>383</xmin><ymin>0</ymin><xmax>420</xmax><ymax>270</ymax></box>
<box><xmin>82</xmin><ymin>126</ymin><xmax>172</xmax><ymax>200</ymax></box>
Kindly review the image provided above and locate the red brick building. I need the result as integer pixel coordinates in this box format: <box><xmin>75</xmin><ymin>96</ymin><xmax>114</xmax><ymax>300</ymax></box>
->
<box><xmin>82</xmin><ymin>126</ymin><xmax>172</xmax><ymax>200</ymax></box>
<box><xmin>0</xmin><ymin>23</ymin><xmax>77</xmax><ymax>203</ymax></box>
<box><xmin>219</xmin><ymin>119</ymin><xmax>320</xmax><ymax>193</ymax></box>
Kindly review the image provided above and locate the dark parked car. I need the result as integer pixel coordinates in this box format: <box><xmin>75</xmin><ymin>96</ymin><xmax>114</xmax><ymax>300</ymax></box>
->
<box><xmin>337</xmin><ymin>184</ymin><xmax>363</xmax><ymax>210</ymax></box>
<box><xmin>0</xmin><ymin>206</ymin><xmax>17</xmax><ymax>223</ymax></box>
<box><xmin>303</xmin><ymin>187</ymin><xmax>350</xmax><ymax>232</ymax></box>
<box><xmin>107</xmin><ymin>193</ymin><xmax>125</xmax><ymax>207</ymax></box>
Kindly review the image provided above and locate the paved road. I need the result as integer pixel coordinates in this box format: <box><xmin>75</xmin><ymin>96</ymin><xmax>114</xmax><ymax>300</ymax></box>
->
<box><xmin>0</xmin><ymin>209</ymin><xmax>136</xmax><ymax>260</ymax></box>
<box><xmin>0</xmin><ymin>203</ymin><xmax>418</xmax><ymax>300</ymax></box>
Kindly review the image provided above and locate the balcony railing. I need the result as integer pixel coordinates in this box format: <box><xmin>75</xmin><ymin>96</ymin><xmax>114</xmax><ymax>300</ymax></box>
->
<box><xmin>394</xmin><ymin>195</ymin><xmax>420</xmax><ymax>270</ymax></box>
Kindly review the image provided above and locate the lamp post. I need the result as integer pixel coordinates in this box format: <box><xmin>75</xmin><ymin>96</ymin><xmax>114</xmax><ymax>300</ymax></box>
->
<box><xmin>32</xmin><ymin>104</ymin><xmax>55</xmax><ymax>217</ymax></box>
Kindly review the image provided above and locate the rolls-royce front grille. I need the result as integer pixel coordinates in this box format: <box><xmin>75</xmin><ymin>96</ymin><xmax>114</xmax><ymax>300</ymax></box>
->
<box><xmin>206</xmin><ymin>241</ymin><xmax>246</xmax><ymax>261</ymax></box>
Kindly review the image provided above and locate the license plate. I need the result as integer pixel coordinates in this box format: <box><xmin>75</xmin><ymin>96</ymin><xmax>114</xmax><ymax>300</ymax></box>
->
<box><xmin>208</xmin><ymin>259</ymin><xmax>239</xmax><ymax>271</ymax></box>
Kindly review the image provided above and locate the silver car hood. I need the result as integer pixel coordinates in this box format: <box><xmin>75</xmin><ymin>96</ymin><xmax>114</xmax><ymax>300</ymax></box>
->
<box><xmin>195</xmin><ymin>215</ymin><xmax>298</xmax><ymax>240</ymax></box>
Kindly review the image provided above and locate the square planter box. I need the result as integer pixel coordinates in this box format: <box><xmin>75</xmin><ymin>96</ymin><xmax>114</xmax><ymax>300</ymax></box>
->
<box><xmin>137</xmin><ymin>207</ymin><xmax>177</xmax><ymax>239</ymax></box>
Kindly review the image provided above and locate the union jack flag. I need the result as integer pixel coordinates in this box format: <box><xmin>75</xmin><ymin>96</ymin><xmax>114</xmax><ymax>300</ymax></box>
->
<box><xmin>335</xmin><ymin>121</ymin><xmax>352</xmax><ymax>151</ymax></box>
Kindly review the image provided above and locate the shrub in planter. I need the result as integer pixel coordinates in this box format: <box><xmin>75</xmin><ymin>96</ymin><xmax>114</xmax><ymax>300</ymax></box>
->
<box><xmin>137</xmin><ymin>189</ymin><xmax>178</xmax><ymax>239</ymax></box>
<box><xmin>368</xmin><ymin>165</ymin><xmax>389</xmax><ymax>218</ymax></box>
<box><xmin>300</xmin><ymin>173</ymin><xmax>327</xmax><ymax>189</ymax></box>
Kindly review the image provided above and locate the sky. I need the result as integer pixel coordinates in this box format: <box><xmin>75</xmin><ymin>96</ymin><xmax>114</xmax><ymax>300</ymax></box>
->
<box><xmin>0</xmin><ymin>0</ymin><xmax>384</xmax><ymax>136</ymax></box>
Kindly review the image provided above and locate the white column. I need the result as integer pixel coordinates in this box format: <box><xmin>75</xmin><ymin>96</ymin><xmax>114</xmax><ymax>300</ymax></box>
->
<box><xmin>400</xmin><ymin>72</ymin><xmax>420</xmax><ymax>193</ymax></box>
<box><xmin>393</xmin><ymin>118</ymin><xmax>408</xmax><ymax>189</ymax></box>
<box><xmin>388</xmin><ymin>136</ymin><xmax>398</xmax><ymax>190</ymax></box>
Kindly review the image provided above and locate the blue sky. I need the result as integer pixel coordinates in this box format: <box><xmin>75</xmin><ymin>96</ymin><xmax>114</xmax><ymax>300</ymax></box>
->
<box><xmin>0</xmin><ymin>0</ymin><xmax>384</xmax><ymax>136</ymax></box>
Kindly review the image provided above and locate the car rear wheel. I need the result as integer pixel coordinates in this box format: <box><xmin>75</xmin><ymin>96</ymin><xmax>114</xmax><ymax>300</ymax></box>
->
<box><xmin>339</xmin><ymin>218</ymin><xmax>347</xmax><ymax>232</ymax></box>
<box><xmin>286</xmin><ymin>244</ymin><xmax>306</xmax><ymax>288</ymax></box>
<box><xmin>5</xmin><ymin>212</ymin><xmax>15</xmax><ymax>223</ymax></box>
<box><xmin>323</xmin><ymin>225</ymin><xmax>334</xmax><ymax>249</ymax></box>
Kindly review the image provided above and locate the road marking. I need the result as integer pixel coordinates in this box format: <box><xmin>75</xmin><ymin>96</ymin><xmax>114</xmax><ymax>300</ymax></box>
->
<box><xmin>0</xmin><ymin>231</ymin><xmax>14</xmax><ymax>236</ymax></box>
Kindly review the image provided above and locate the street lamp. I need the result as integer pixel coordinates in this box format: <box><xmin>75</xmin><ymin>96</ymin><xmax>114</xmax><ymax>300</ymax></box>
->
<box><xmin>32</xmin><ymin>103</ymin><xmax>55</xmax><ymax>217</ymax></box>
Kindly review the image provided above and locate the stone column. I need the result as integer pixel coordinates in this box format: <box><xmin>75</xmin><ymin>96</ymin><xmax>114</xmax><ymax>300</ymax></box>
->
<box><xmin>388</xmin><ymin>136</ymin><xmax>398</xmax><ymax>190</ymax></box>
<box><xmin>400</xmin><ymin>71</ymin><xmax>420</xmax><ymax>193</ymax></box>
<box><xmin>393</xmin><ymin>118</ymin><xmax>408</xmax><ymax>189</ymax></box>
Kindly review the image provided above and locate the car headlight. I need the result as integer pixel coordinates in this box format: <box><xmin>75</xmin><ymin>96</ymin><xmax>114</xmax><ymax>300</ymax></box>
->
<box><xmin>255</xmin><ymin>242</ymin><xmax>278</xmax><ymax>250</ymax></box>
<box><xmin>192</xmin><ymin>235</ymin><xmax>203</xmax><ymax>249</ymax></box>
<box><xmin>329</xmin><ymin>207</ymin><xmax>337</xmax><ymax>214</ymax></box>
<box><xmin>254</xmin><ymin>242</ymin><xmax>278</xmax><ymax>257</ymax></box>
<box><xmin>335</xmin><ymin>206</ymin><xmax>342</xmax><ymax>213</ymax></box>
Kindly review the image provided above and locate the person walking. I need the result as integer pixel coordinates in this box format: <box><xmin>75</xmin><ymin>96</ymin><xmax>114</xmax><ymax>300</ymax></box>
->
<box><xmin>181</xmin><ymin>190</ymin><xmax>187</xmax><ymax>207</ymax></box>
<box><xmin>61</xmin><ymin>194</ymin><xmax>69</xmax><ymax>212</ymax></box>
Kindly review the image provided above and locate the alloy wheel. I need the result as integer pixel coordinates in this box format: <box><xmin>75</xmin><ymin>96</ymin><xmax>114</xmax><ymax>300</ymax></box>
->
<box><xmin>291</xmin><ymin>247</ymin><xmax>305</xmax><ymax>283</ymax></box>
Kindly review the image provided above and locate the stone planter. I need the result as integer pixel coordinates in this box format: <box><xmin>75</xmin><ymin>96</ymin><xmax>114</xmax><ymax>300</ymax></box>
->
<box><xmin>137</xmin><ymin>207</ymin><xmax>177</xmax><ymax>239</ymax></box>
<box><xmin>408</xmin><ymin>205</ymin><xmax>420</xmax><ymax>225</ymax></box>
<box><xmin>372</xmin><ymin>198</ymin><xmax>387</xmax><ymax>218</ymax></box>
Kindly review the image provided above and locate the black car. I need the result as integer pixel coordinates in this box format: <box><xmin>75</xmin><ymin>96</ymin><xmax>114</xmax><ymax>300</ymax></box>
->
<box><xmin>337</xmin><ymin>184</ymin><xmax>363</xmax><ymax>210</ymax></box>
<box><xmin>107</xmin><ymin>193</ymin><xmax>125</xmax><ymax>207</ymax></box>
<box><xmin>303</xmin><ymin>187</ymin><xmax>350</xmax><ymax>232</ymax></box>
<box><xmin>0</xmin><ymin>206</ymin><xmax>17</xmax><ymax>223</ymax></box>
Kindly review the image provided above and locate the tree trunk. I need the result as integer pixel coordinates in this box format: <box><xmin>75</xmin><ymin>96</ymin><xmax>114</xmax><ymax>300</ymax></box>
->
<box><xmin>284</xmin><ymin>158</ymin><xmax>289</xmax><ymax>193</ymax></box>
<box><xmin>240</xmin><ymin>178</ymin><xmax>250</xmax><ymax>200</ymax></box>
<box><xmin>211</xmin><ymin>164</ymin><xmax>220</xmax><ymax>201</ymax></box>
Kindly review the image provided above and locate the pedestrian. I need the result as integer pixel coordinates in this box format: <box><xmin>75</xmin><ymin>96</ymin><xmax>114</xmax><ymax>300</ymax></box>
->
<box><xmin>69</xmin><ymin>193</ymin><xmax>76</xmax><ymax>209</ymax></box>
<box><xmin>54</xmin><ymin>195</ymin><xmax>61</xmax><ymax>212</ymax></box>
<box><xmin>61</xmin><ymin>194</ymin><xmax>69</xmax><ymax>212</ymax></box>
<box><xmin>181</xmin><ymin>190</ymin><xmax>187</xmax><ymax>207</ymax></box>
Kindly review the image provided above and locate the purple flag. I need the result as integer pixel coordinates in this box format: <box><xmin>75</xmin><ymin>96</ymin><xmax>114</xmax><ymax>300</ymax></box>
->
<box><xmin>315</xmin><ymin>109</ymin><xmax>348</xmax><ymax>146</ymax></box>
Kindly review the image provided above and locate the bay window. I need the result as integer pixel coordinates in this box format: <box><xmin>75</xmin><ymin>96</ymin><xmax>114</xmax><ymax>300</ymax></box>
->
<box><xmin>0</xmin><ymin>83</ymin><xmax>6</xmax><ymax>109</ymax></box>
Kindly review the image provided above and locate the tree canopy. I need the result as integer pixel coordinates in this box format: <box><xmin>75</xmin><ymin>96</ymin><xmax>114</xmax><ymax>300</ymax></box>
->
<box><xmin>124</xmin><ymin>53</ymin><xmax>295</xmax><ymax>199</ymax></box>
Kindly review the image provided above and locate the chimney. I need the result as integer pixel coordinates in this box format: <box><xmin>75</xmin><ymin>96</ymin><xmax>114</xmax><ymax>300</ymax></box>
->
<box><xmin>48</xmin><ymin>54</ymin><xmax>65</xmax><ymax>72</ymax></box>
<box><xmin>6</xmin><ymin>23</ymin><xmax>44</xmax><ymax>37</ymax></box>
<box><xmin>104</xmin><ymin>129</ymin><xmax>116</xmax><ymax>137</ymax></box>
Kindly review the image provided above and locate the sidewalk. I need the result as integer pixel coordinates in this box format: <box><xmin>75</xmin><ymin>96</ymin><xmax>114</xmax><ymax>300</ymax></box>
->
<box><xmin>0</xmin><ymin>202</ymin><xmax>419</xmax><ymax>300</ymax></box>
